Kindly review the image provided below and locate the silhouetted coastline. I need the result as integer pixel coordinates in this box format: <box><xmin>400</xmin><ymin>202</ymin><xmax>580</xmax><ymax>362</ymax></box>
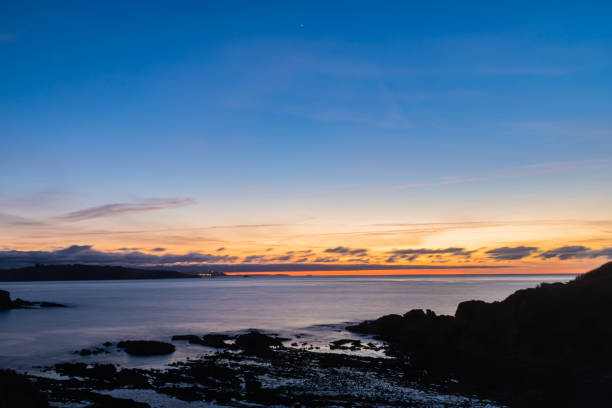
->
<box><xmin>0</xmin><ymin>264</ymin><xmax>208</xmax><ymax>282</ymax></box>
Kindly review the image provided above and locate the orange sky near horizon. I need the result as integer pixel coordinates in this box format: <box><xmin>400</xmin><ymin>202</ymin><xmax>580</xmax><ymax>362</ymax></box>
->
<box><xmin>1</xmin><ymin>211</ymin><xmax>610</xmax><ymax>273</ymax></box>
<box><xmin>224</xmin><ymin>267</ymin><xmax>588</xmax><ymax>277</ymax></box>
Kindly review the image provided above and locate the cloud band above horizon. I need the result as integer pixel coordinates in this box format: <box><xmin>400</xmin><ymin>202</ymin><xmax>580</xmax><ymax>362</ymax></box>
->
<box><xmin>0</xmin><ymin>243</ymin><xmax>610</xmax><ymax>271</ymax></box>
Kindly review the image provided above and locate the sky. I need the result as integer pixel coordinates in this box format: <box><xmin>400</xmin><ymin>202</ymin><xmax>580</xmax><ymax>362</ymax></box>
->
<box><xmin>1</xmin><ymin>1</ymin><xmax>611</xmax><ymax>273</ymax></box>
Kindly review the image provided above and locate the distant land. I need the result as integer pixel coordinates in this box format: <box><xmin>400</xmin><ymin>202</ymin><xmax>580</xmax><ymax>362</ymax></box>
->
<box><xmin>0</xmin><ymin>263</ymin><xmax>567</xmax><ymax>282</ymax></box>
<box><xmin>0</xmin><ymin>264</ymin><xmax>208</xmax><ymax>282</ymax></box>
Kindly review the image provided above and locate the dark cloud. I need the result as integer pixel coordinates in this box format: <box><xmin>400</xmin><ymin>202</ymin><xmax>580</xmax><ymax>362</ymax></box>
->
<box><xmin>242</xmin><ymin>255</ymin><xmax>269</xmax><ymax>263</ymax></box>
<box><xmin>242</xmin><ymin>253</ymin><xmax>294</xmax><ymax>263</ymax></box>
<box><xmin>538</xmin><ymin>245</ymin><xmax>612</xmax><ymax>260</ymax></box>
<box><xmin>56</xmin><ymin>244</ymin><xmax>93</xmax><ymax>255</ymax></box>
<box><xmin>347</xmin><ymin>258</ymin><xmax>370</xmax><ymax>263</ymax></box>
<box><xmin>386</xmin><ymin>247</ymin><xmax>473</xmax><ymax>262</ymax></box>
<box><xmin>60</xmin><ymin>198</ymin><xmax>196</xmax><ymax>221</ymax></box>
<box><xmin>286</xmin><ymin>250</ymin><xmax>312</xmax><ymax>256</ymax></box>
<box><xmin>0</xmin><ymin>245</ymin><xmax>237</xmax><ymax>269</ymax></box>
<box><xmin>485</xmin><ymin>246</ymin><xmax>539</xmax><ymax>261</ymax></box>
<box><xmin>272</xmin><ymin>255</ymin><xmax>292</xmax><ymax>261</ymax></box>
<box><xmin>314</xmin><ymin>257</ymin><xmax>337</xmax><ymax>263</ymax></box>
<box><xmin>324</xmin><ymin>246</ymin><xmax>368</xmax><ymax>256</ymax></box>
<box><xmin>151</xmin><ymin>247</ymin><xmax>166</xmax><ymax>252</ymax></box>
<box><xmin>596</xmin><ymin>248</ymin><xmax>612</xmax><ymax>258</ymax></box>
<box><xmin>216</xmin><ymin>247</ymin><xmax>225</xmax><ymax>252</ymax></box>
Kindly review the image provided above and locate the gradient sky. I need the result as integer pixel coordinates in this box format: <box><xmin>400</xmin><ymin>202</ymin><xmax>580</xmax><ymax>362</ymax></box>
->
<box><xmin>1</xmin><ymin>2</ymin><xmax>611</xmax><ymax>273</ymax></box>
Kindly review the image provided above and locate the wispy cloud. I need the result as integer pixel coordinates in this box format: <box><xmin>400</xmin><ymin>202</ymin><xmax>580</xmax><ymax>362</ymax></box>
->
<box><xmin>0</xmin><ymin>213</ymin><xmax>46</xmax><ymax>227</ymax></box>
<box><xmin>60</xmin><ymin>198</ymin><xmax>196</xmax><ymax>221</ymax></box>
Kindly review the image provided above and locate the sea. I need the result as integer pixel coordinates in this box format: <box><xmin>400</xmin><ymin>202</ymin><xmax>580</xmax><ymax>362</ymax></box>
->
<box><xmin>0</xmin><ymin>273</ymin><xmax>575</xmax><ymax>372</ymax></box>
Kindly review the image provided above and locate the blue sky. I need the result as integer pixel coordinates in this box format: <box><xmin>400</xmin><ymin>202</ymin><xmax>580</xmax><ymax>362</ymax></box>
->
<box><xmin>0</xmin><ymin>1</ymin><xmax>611</xmax><ymax>271</ymax></box>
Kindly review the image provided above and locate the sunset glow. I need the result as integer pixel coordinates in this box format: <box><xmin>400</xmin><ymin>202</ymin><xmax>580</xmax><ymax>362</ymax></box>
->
<box><xmin>0</xmin><ymin>3</ymin><xmax>610</xmax><ymax>274</ymax></box>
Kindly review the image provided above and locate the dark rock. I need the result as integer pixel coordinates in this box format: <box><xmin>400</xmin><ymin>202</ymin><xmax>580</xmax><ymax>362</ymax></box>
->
<box><xmin>171</xmin><ymin>334</ymin><xmax>202</xmax><ymax>343</ymax></box>
<box><xmin>346</xmin><ymin>313</ymin><xmax>405</xmax><ymax>337</ymax></box>
<box><xmin>243</xmin><ymin>375</ymin><xmax>290</xmax><ymax>405</ymax></box>
<box><xmin>171</xmin><ymin>334</ymin><xmax>231</xmax><ymax>348</ymax></box>
<box><xmin>54</xmin><ymin>362</ymin><xmax>89</xmax><ymax>377</ymax></box>
<box><xmin>117</xmin><ymin>340</ymin><xmax>175</xmax><ymax>356</ymax></box>
<box><xmin>202</xmin><ymin>334</ymin><xmax>231</xmax><ymax>348</ymax></box>
<box><xmin>188</xmin><ymin>363</ymin><xmax>236</xmax><ymax>386</ymax></box>
<box><xmin>83</xmin><ymin>392</ymin><xmax>150</xmax><ymax>408</ymax></box>
<box><xmin>330</xmin><ymin>339</ymin><xmax>362</xmax><ymax>350</ymax></box>
<box><xmin>0</xmin><ymin>290</ymin><xmax>66</xmax><ymax>309</ymax></box>
<box><xmin>234</xmin><ymin>332</ymin><xmax>285</xmax><ymax>356</ymax></box>
<box><xmin>11</xmin><ymin>298</ymin><xmax>37</xmax><ymax>308</ymax></box>
<box><xmin>0</xmin><ymin>290</ymin><xmax>11</xmax><ymax>310</ymax></box>
<box><xmin>54</xmin><ymin>363</ymin><xmax>117</xmax><ymax>380</ymax></box>
<box><xmin>244</xmin><ymin>375</ymin><xmax>261</xmax><ymax>394</ymax></box>
<box><xmin>156</xmin><ymin>385</ymin><xmax>202</xmax><ymax>402</ymax></box>
<box><xmin>39</xmin><ymin>301</ymin><xmax>66</xmax><ymax>308</ymax></box>
<box><xmin>0</xmin><ymin>369</ymin><xmax>49</xmax><ymax>408</ymax></box>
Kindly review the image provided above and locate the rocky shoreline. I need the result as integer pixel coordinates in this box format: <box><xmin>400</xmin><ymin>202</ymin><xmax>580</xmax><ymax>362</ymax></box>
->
<box><xmin>3</xmin><ymin>330</ymin><xmax>504</xmax><ymax>408</ymax></box>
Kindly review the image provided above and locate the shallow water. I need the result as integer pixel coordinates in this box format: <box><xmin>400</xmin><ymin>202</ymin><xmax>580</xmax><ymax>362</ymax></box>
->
<box><xmin>0</xmin><ymin>274</ymin><xmax>574</xmax><ymax>370</ymax></box>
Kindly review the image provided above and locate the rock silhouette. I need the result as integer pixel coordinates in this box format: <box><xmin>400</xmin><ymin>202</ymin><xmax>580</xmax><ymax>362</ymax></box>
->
<box><xmin>171</xmin><ymin>334</ymin><xmax>232</xmax><ymax>348</ymax></box>
<box><xmin>0</xmin><ymin>289</ymin><xmax>65</xmax><ymax>310</ymax></box>
<box><xmin>348</xmin><ymin>261</ymin><xmax>612</xmax><ymax>407</ymax></box>
<box><xmin>117</xmin><ymin>341</ymin><xmax>175</xmax><ymax>356</ymax></box>
<box><xmin>0</xmin><ymin>290</ymin><xmax>11</xmax><ymax>310</ymax></box>
<box><xmin>172</xmin><ymin>331</ymin><xmax>287</xmax><ymax>356</ymax></box>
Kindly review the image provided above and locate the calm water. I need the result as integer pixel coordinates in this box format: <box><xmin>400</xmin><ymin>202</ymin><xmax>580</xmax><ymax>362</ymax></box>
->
<box><xmin>0</xmin><ymin>274</ymin><xmax>574</xmax><ymax>370</ymax></box>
